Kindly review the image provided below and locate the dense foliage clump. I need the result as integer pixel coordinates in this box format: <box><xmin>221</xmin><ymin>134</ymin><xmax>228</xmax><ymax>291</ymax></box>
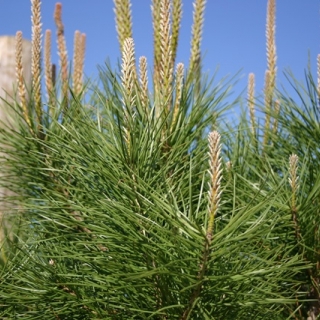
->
<box><xmin>0</xmin><ymin>0</ymin><xmax>319</xmax><ymax>319</ymax></box>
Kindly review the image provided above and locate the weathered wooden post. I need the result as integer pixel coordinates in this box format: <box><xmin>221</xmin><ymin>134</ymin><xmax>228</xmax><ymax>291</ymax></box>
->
<box><xmin>0</xmin><ymin>35</ymin><xmax>31</xmax><ymax>245</ymax></box>
<box><xmin>0</xmin><ymin>36</ymin><xmax>32</xmax><ymax>124</ymax></box>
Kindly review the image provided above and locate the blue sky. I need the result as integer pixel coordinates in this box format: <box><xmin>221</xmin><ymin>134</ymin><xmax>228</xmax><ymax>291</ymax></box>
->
<box><xmin>0</xmin><ymin>1</ymin><xmax>319</xmax><ymax>102</ymax></box>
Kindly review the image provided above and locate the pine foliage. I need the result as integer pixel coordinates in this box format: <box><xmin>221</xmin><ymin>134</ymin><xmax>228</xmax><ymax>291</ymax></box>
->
<box><xmin>0</xmin><ymin>0</ymin><xmax>319</xmax><ymax>319</ymax></box>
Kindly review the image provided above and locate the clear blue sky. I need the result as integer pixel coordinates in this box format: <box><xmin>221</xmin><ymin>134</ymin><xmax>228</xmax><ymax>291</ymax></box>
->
<box><xmin>0</xmin><ymin>1</ymin><xmax>319</xmax><ymax>101</ymax></box>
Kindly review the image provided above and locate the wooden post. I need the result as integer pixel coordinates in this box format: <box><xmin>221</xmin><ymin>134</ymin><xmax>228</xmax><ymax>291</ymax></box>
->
<box><xmin>0</xmin><ymin>35</ymin><xmax>31</xmax><ymax>245</ymax></box>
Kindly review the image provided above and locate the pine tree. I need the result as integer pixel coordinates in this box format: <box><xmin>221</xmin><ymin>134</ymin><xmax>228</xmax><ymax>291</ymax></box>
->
<box><xmin>0</xmin><ymin>1</ymin><xmax>318</xmax><ymax>319</ymax></box>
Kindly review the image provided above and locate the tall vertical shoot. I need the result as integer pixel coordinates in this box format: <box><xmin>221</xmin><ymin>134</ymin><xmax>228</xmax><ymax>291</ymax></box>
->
<box><xmin>54</xmin><ymin>3</ymin><xmax>69</xmax><ymax>108</ymax></box>
<box><xmin>31</xmin><ymin>0</ymin><xmax>42</xmax><ymax>125</ymax></box>
<box><xmin>207</xmin><ymin>131</ymin><xmax>222</xmax><ymax>242</ymax></box>
<box><xmin>263</xmin><ymin>0</ymin><xmax>277</xmax><ymax>149</ymax></box>
<box><xmin>114</xmin><ymin>0</ymin><xmax>133</xmax><ymax>52</ymax></box>
<box><xmin>248</xmin><ymin>73</ymin><xmax>255</xmax><ymax>135</ymax></box>
<box><xmin>189</xmin><ymin>0</ymin><xmax>206</xmax><ymax>88</ymax></box>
